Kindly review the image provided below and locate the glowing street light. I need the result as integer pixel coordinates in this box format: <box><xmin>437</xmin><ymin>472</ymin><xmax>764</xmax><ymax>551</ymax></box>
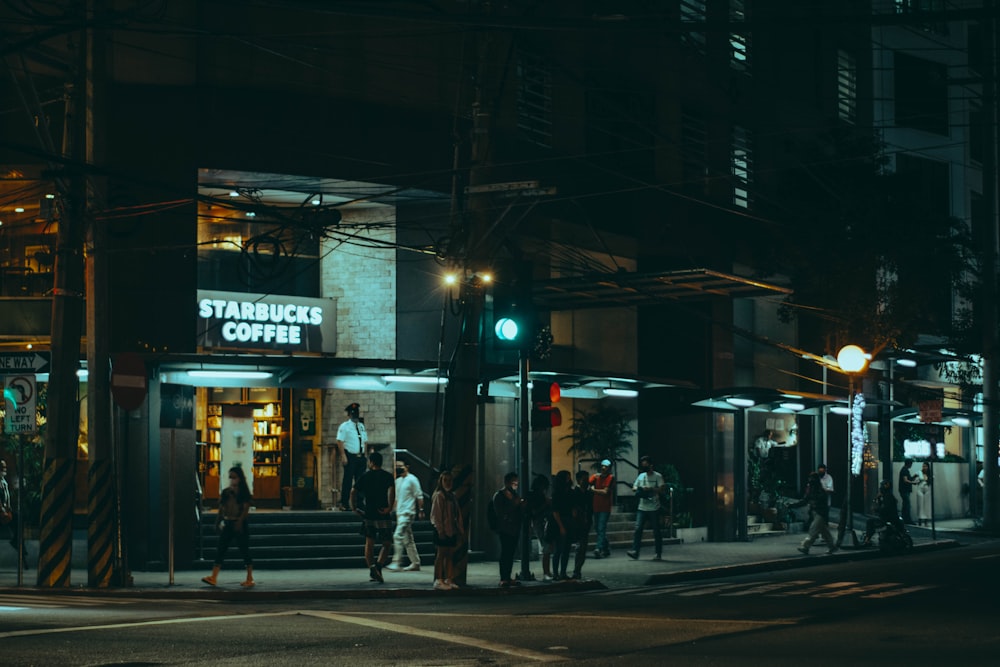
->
<box><xmin>836</xmin><ymin>344</ymin><xmax>870</xmax><ymax>547</ymax></box>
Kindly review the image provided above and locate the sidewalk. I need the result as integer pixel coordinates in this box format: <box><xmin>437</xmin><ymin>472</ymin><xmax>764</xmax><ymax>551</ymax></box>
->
<box><xmin>0</xmin><ymin>518</ymin><xmax>981</xmax><ymax>598</ymax></box>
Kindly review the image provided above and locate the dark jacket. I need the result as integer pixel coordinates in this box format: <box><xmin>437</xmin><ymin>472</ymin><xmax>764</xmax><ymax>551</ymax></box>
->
<box><xmin>790</xmin><ymin>478</ymin><xmax>830</xmax><ymax>521</ymax></box>
<box><xmin>493</xmin><ymin>487</ymin><xmax>523</xmax><ymax>537</ymax></box>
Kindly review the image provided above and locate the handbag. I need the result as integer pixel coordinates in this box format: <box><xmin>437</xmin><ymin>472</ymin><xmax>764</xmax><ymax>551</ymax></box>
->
<box><xmin>1</xmin><ymin>508</ymin><xmax>12</xmax><ymax>526</ymax></box>
<box><xmin>432</xmin><ymin>528</ymin><xmax>457</xmax><ymax>547</ymax></box>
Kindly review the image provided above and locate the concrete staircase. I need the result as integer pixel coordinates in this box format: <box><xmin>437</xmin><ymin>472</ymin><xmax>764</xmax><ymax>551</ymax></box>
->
<box><xmin>599</xmin><ymin>508</ymin><xmax>682</xmax><ymax>553</ymax></box>
<box><xmin>195</xmin><ymin>511</ymin><xmax>436</xmax><ymax>570</ymax></box>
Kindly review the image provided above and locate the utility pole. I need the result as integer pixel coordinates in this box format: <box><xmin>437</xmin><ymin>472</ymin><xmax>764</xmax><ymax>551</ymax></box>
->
<box><xmin>439</xmin><ymin>7</ymin><xmax>496</xmax><ymax>586</ymax></box>
<box><xmin>84</xmin><ymin>0</ymin><xmax>119</xmax><ymax>587</ymax></box>
<box><xmin>981</xmin><ymin>0</ymin><xmax>999</xmax><ymax>533</ymax></box>
<box><xmin>38</xmin><ymin>68</ymin><xmax>87</xmax><ymax>587</ymax></box>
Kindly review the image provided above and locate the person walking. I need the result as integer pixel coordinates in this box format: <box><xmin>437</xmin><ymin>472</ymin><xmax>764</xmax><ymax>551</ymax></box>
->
<box><xmin>430</xmin><ymin>469</ymin><xmax>463</xmax><ymax>590</ymax></box>
<box><xmin>1</xmin><ymin>459</ymin><xmax>28</xmax><ymax>566</ymax></box>
<box><xmin>627</xmin><ymin>456</ymin><xmax>664</xmax><ymax>561</ymax></box>
<box><xmin>589</xmin><ymin>459</ymin><xmax>614</xmax><ymax>559</ymax></box>
<box><xmin>352</xmin><ymin>451</ymin><xmax>395</xmax><ymax>583</ymax></box>
<box><xmin>916</xmin><ymin>462</ymin><xmax>933</xmax><ymax>526</ymax></box>
<box><xmin>791</xmin><ymin>471</ymin><xmax>838</xmax><ymax>555</ymax></box>
<box><xmin>492</xmin><ymin>471</ymin><xmax>525</xmax><ymax>587</ymax></box>
<box><xmin>571</xmin><ymin>469</ymin><xmax>594</xmax><ymax>579</ymax></box>
<box><xmin>386</xmin><ymin>457</ymin><xmax>424</xmax><ymax>571</ymax></box>
<box><xmin>337</xmin><ymin>402</ymin><xmax>368</xmax><ymax>511</ymax></box>
<box><xmin>898</xmin><ymin>459</ymin><xmax>918</xmax><ymax>524</ymax></box>
<box><xmin>549</xmin><ymin>470</ymin><xmax>574</xmax><ymax>580</ymax></box>
<box><xmin>202</xmin><ymin>466</ymin><xmax>255</xmax><ymax>587</ymax></box>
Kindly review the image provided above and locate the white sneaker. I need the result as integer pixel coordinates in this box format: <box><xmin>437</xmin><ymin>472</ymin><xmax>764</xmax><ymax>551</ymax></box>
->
<box><xmin>433</xmin><ymin>579</ymin><xmax>449</xmax><ymax>590</ymax></box>
<box><xmin>384</xmin><ymin>563</ymin><xmax>402</xmax><ymax>571</ymax></box>
<box><xmin>403</xmin><ymin>563</ymin><xmax>421</xmax><ymax>571</ymax></box>
<box><xmin>445</xmin><ymin>579</ymin><xmax>459</xmax><ymax>590</ymax></box>
<box><xmin>543</xmin><ymin>574</ymin><xmax>554</xmax><ymax>582</ymax></box>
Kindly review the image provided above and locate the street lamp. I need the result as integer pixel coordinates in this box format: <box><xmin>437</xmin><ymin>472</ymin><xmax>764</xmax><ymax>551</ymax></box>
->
<box><xmin>837</xmin><ymin>344</ymin><xmax>869</xmax><ymax>547</ymax></box>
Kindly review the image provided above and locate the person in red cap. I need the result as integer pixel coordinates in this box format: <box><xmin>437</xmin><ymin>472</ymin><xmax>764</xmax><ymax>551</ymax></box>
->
<box><xmin>589</xmin><ymin>459</ymin><xmax>614</xmax><ymax>558</ymax></box>
<box><xmin>337</xmin><ymin>402</ymin><xmax>369</xmax><ymax>511</ymax></box>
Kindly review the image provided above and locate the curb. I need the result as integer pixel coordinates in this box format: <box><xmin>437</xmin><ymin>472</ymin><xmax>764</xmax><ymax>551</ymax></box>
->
<box><xmin>643</xmin><ymin>538</ymin><xmax>962</xmax><ymax>586</ymax></box>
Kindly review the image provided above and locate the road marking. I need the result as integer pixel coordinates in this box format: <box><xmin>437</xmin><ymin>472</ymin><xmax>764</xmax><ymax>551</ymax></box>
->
<box><xmin>674</xmin><ymin>582</ymin><xmax>764</xmax><ymax>597</ymax></box>
<box><xmin>721</xmin><ymin>580</ymin><xmax>814</xmax><ymax>596</ymax></box>
<box><xmin>0</xmin><ymin>594</ymin><xmax>139</xmax><ymax>609</ymax></box>
<box><xmin>813</xmin><ymin>583</ymin><xmax>900</xmax><ymax>598</ymax></box>
<box><xmin>862</xmin><ymin>585</ymin><xmax>936</xmax><ymax>599</ymax></box>
<box><xmin>0</xmin><ymin>610</ymin><xmax>297</xmax><ymax>639</ymax></box>
<box><xmin>971</xmin><ymin>554</ymin><xmax>1000</xmax><ymax>560</ymax></box>
<box><xmin>778</xmin><ymin>581</ymin><xmax>859</xmax><ymax>596</ymax></box>
<box><xmin>301</xmin><ymin>610</ymin><xmax>563</xmax><ymax>662</ymax></box>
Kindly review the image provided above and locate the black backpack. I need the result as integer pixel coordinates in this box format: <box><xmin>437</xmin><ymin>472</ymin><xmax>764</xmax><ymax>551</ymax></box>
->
<box><xmin>487</xmin><ymin>490</ymin><xmax>501</xmax><ymax>531</ymax></box>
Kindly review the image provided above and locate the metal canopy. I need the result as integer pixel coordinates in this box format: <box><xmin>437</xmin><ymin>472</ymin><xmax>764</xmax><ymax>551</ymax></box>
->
<box><xmin>531</xmin><ymin>268</ymin><xmax>792</xmax><ymax>311</ymax></box>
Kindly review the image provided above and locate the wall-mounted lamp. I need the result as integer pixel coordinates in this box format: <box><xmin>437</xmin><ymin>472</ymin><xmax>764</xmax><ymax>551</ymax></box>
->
<box><xmin>952</xmin><ymin>416</ymin><xmax>971</xmax><ymax>427</ymax></box>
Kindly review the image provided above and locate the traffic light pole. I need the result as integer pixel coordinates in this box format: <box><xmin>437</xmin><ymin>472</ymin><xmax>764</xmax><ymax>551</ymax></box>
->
<box><xmin>518</xmin><ymin>350</ymin><xmax>532</xmax><ymax>582</ymax></box>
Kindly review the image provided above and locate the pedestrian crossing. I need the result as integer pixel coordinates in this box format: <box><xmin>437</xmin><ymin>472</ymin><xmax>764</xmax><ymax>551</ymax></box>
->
<box><xmin>586</xmin><ymin>579</ymin><xmax>938</xmax><ymax>601</ymax></box>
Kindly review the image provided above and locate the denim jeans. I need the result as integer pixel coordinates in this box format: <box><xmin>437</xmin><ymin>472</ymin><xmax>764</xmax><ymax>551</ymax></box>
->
<box><xmin>593</xmin><ymin>511</ymin><xmax>610</xmax><ymax>554</ymax></box>
<box><xmin>631</xmin><ymin>508</ymin><xmax>662</xmax><ymax>556</ymax></box>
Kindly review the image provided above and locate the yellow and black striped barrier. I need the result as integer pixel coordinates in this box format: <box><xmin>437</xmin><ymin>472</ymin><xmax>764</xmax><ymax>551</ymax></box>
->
<box><xmin>87</xmin><ymin>458</ymin><xmax>114</xmax><ymax>587</ymax></box>
<box><xmin>36</xmin><ymin>456</ymin><xmax>75</xmax><ymax>587</ymax></box>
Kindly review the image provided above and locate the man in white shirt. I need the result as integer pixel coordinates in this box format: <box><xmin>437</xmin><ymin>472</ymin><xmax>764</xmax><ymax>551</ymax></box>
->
<box><xmin>337</xmin><ymin>402</ymin><xmax>369</xmax><ymax>511</ymax></box>
<box><xmin>817</xmin><ymin>463</ymin><xmax>834</xmax><ymax>506</ymax></box>
<box><xmin>627</xmin><ymin>455</ymin><xmax>665</xmax><ymax>562</ymax></box>
<box><xmin>387</xmin><ymin>458</ymin><xmax>424</xmax><ymax>571</ymax></box>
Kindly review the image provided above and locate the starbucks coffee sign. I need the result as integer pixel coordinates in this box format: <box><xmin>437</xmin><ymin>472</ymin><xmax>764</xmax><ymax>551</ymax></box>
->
<box><xmin>197</xmin><ymin>290</ymin><xmax>337</xmax><ymax>353</ymax></box>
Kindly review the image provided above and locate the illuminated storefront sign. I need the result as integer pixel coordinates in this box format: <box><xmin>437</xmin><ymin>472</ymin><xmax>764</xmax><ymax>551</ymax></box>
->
<box><xmin>197</xmin><ymin>290</ymin><xmax>337</xmax><ymax>353</ymax></box>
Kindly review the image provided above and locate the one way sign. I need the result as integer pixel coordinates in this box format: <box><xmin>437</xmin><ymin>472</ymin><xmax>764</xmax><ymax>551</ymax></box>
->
<box><xmin>0</xmin><ymin>352</ymin><xmax>50</xmax><ymax>374</ymax></box>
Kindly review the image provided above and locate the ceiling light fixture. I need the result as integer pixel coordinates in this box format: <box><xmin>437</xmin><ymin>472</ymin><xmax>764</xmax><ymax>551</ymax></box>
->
<box><xmin>830</xmin><ymin>406</ymin><xmax>851</xmax><ymax>415</ymax></box>
<box><xmin>779</xmin><ymin>402</ymin><xmax>805</xmax><ymax>411</ymax></box>
<box><xmin>603</xmin><ymin>388</ymin><xmax>638</xmax><ymax>398</ymax></box>
<box><xmin>896</xmin><ymin>358</ymin><xmax>917</xmax><ymax>367</ymax></box>
<box><xmin>382</xmin><ymin>376</ymin><xmax>447</xmax><ymax>385</ymax></box>
<box><xmin>725</xmin><ymin>397</ymin><xmax>755</xmax><ymax>408</ymax></box>
<box><xmin>952</xmin><ymin>416</ymin><xmax>971</xmax><ymax>427</ymax></box>
<box><xmin>187</xmin><ymin>370</ymin><xmax>273</xmax><ymax>380</ymax></box>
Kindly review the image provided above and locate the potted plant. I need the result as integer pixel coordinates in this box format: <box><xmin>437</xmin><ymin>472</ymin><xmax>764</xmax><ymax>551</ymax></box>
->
<box><xmin>562</xmin><ymin>405</ymin><xmax>635</xmax><ymax>470</ymax></box>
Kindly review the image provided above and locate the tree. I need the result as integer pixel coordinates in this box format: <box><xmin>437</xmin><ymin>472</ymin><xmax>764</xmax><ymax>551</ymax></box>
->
<box><xmin>562</xmin><ymin>404</ymin><xmax>635</xmax><ymax>468</ymax></box>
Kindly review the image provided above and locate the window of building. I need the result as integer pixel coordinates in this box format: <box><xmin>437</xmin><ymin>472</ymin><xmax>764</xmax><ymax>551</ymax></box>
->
<box><xmin>837</xmin><ymin>50</ymin><xmax>857</xmax><ymax>124</ymax></box>
<box><xmin>731</xmin><ymin>125</ymin><xmax>752</xmax><ymax>209</ymax></box>
<box><xmin>680</xmin><ymin>0</ymin><xmax>707</xmax><ymax>56</ymax></box>
<box><xmin>730</xmin><ymin>0</ymin><xmax>750</xmax><ymax>72</ymax></box>
<box><xmin>585</xmin><ymin>88</ymin><xmax>656</xmax><ymax>183</ymax></box>
<box><xmin>970</xmin><ymin>103</ymin><xmax>983</xmax><ymax>164</ymax></box>
<box><xmin>894</xmin><ymin>0</ymin><xmax>949</xmax><ymax>35</ymax></box>
<box><xmin>681</xmin><ymin>110</ymin><xmax>708</xmax><ymax>195</ymax></box>
<box><xmin>894</xmin><ymin>51</ymin><xmax>949</xmax><ymax>135</ymax></box>
<box><xmin>516</xmin><ymin>49</ymin><xmax>553</xmax><ymax>149</ymax></box>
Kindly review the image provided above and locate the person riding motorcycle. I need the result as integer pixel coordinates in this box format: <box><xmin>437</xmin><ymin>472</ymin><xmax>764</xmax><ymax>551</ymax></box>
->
<box><xmin>860</xmin><ymin>479</ymin><xmax>905</xmax><ymax>547</ymax></box>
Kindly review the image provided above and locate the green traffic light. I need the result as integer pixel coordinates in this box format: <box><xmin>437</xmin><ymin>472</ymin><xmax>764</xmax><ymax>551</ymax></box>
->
<box><xmin>495</xmin><ymin>317</ymin><xmax>520</xmax><ymax>341</ymax></box>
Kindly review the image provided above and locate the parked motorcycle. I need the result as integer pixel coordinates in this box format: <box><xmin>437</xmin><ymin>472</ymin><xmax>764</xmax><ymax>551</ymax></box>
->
<box><xmin>878</xmin><ymin>520</ymin><xmax>914</xmax><ymax>554</ymax></box>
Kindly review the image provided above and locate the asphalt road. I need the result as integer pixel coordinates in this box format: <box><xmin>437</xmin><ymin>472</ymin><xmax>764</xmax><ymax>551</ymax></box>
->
<box><xmin>1</xmin><ymin>540</ymin><xmax>997</xmax><ymax>666</ymax></box>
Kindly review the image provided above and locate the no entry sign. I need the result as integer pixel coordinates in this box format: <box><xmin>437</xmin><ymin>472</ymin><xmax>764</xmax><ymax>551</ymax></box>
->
<box><xmin>111</xmin><ymin>352</ymin><xmax>148</xmax><ymax>411</ymax></box>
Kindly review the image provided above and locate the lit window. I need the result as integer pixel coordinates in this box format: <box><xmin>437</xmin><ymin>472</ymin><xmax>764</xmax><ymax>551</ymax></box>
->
<box><xmin>731</xmin><ymin>126</ymin><xmax>752</xmax><ymax>209</ymax></box>
<box><xmin>837</xmin><ymin>50</ymin><xmax>857</xmax><ymax>124</ymax></box>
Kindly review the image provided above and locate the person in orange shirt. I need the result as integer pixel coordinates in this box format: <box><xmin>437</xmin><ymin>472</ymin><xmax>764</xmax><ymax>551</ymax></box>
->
<box><xmin>589</xmin><ymin>459</ymin><xmax>614</xmax><ymax>558</ymax></box>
